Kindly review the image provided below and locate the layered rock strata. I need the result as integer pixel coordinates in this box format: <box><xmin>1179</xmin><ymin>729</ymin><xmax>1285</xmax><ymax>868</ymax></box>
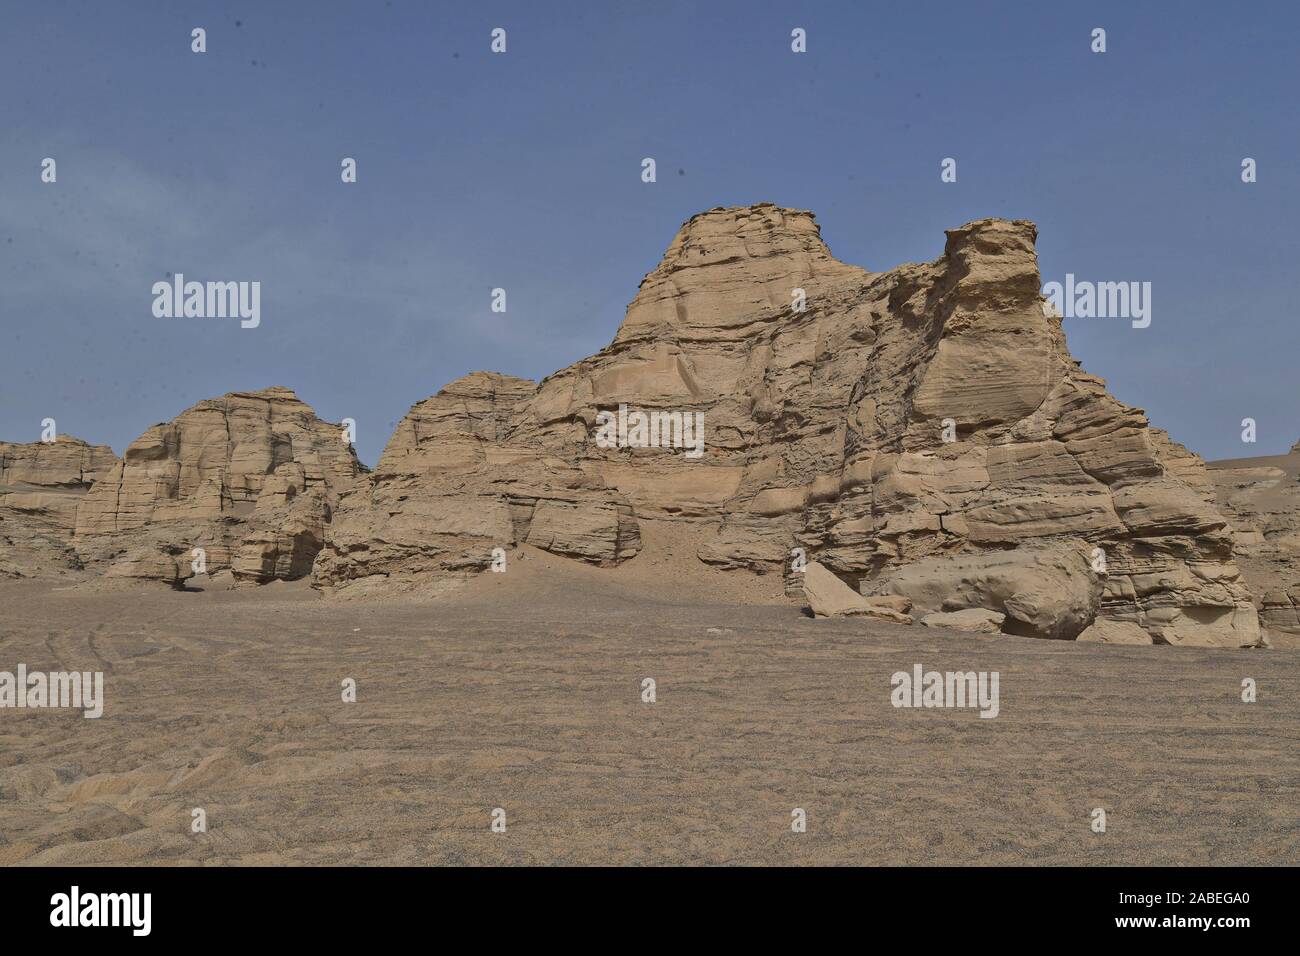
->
<box><xmin>73</xmin><ymin>387</ymin><xmax>363</xmax><ymax>583</ymax></box>
<box><xmin>313</xmin><ymin>203</ymin><xmax>1260</xmax><ymax>646</ymax></box>
<box><xmin>1208</xmin><ymin>446</ymin><xmax>1300</xmax><ymax>634</ymax></box>
<box><xmin>0</xmin><ymin>436</ymin><xmax>118</xmax><ymax>577</ymax></box>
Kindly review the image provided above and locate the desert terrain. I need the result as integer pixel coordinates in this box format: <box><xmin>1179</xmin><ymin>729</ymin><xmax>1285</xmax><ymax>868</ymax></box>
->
<box><xmin>4</xmin><ymin>205</ymin><xmax>1300</xmax><ymax>866</ymax></box>
<box><xmin>1</xmin><ymin>543</ymin><xmax>1295</xmax><ymax>867</ymax></box>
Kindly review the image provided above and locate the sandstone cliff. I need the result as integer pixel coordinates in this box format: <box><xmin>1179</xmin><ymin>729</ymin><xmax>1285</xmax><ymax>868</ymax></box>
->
<box><xmin>73</xmin><ymin>387</ymin><xmax>364</xmax><ymax>584</ymax></box>
<box><xmin>0</xmin><ymin>436</ymin><xmax>118</xmax><ymax>577</ymax></box>
<box><xmin>1208</xmin><ymin>447</ymin><xmax>1300</xmax><ymax>635</ymax></box>
<box><xmin>313</xmin><ymin>203</ymin><xmax>1260</xmax><ymax>646</ymax></box>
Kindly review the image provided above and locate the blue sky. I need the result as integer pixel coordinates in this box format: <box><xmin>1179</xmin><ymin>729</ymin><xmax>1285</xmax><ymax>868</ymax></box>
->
<box><xmin>2</xmin><ymin>1</ymin><xmax>1297</xmax><ymax>465</ymax></box>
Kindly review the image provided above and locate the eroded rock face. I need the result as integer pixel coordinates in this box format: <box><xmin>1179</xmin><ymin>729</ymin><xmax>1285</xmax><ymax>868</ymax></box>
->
<box><xmin>1207</xmin><ymin>447</ymin><xmax>1300</xmax><ymax>635</ymax></box>
<box><xmin>73</xmin><ymin>387</ymin><xmax>362</xmax><ymax>583</ymax></box>
<box><xmin>0</xmin><ymin>436</ymin><xmax>119</xmax><ymax>578</ymax></box>
<box><xmin>314</xmin><ymin>202</ymin><xmax>1259</xmax><ymax>646</ymax></box>
<box><xmin>873</xmin><ymin>542</ymin><xmax>1100</xmax><ymax>640</ymax></box>
<box><xmin>1077</xmin><ymin>620</ymin><xmax>1153</xmax><ymax>645</ymax></box>
<box><xmin>801</xmin><ymin>561</ymin><xmax>913</xmax><ymax>623</ymax></box>
<box><xmin>103</xmin><ymin>547</ymin><xmax>194</xmax><ymax>589</ymax></box>
<box><xmin>314</xmin><ymin>371</ymin><xmax>642</xmax><ymax>590</ymax></box>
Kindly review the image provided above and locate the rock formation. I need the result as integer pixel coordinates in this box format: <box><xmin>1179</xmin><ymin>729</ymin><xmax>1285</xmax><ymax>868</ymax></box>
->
<box><xmin>1076</xmin><ymin>619</ymin><xmax>1153</xmax><ymax>645</ymax></box>
<box><xmin>0</xmin><ymin>204</ymin><xmax>1268</xmax><ymax>646</ymax></box>
<box><xmin>73</xmin><ymin>387</ymin><xmax>363</xmax><ymax>583</ymax></box>
<box><xmin>313</xmin><ymin>371</ymin><xmax>641</xmax><ymax>592</ymax></box>
<box><xmin>801</xmin><ymin>560</ymin><xmax>913</xmax><ymax>623</ymax></box>
<box><xmin>0</xmin><ymin>436</ymin><xmax>118</xmax><ymax>577</ymax></box>
<box><xmin>1208</xmin><ymin>446</ymin><xmax>1300</xmax><ymax>635</ymax></box>
<box><xmin>312</xmin><ymin>203</ymin><xmax>1260</xmax><ymax>647</ymax></box>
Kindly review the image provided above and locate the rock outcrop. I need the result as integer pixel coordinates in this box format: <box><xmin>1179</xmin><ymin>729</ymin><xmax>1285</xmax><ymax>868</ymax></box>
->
<box><xmin>313</xmin><ymin>371</ymin><xmax>642</xmax><ymax>591</ymax></box>
<box><xmin>1076</xmin><ymin>619</ymin><xmax>1154</xmax><ymax>645</ymax></box>
<box><xmin>800</xmin><ymin>560</ymin><xmax>913</xmax><ymax>623</ymax></box>
<box><xmin>1208</xmin><ymin>447</ymin><xmax>1300</xmax><ymax>635</ymax></box>
<box><xmin>313</xmin><ymin>203</ymin><xmax>1260</xmax><ymax>647</ymax></box>
<box><xmin>0</xmin><ymin>436</ymin><xmax>119</xmax><ymax>577</ymax></box>
<box><xmin>875</xmin><ymin>543</ymin><xmax>1100</xmax><ymax>640</ymax></box>
<box><xmin>73</xmin><ymin>387</ymin><xmax>363</xmax><ymax>583</ymax></box>
<box><xmin>0</xmin><ymin>205</ymin><xmax>1262</xmax><ymax>648</ymax></box>
<box><xmin>103</xmin><ymin>547</ymin><xmax>195</xmax><ymax>589</ymax></box>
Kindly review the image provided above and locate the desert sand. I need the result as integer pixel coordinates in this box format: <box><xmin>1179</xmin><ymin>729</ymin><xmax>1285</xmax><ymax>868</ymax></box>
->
<box><xmin>4</xmin><ymin>205</ymin><xmax>1299</xmax><ymax>867</ymax></box>
<box><xmin>2</xmin><ymin>542</ymin><xmax>1295</xmax><ymax>866</ymax></box>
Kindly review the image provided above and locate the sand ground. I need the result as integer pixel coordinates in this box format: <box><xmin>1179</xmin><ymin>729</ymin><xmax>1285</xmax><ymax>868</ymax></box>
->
<box><xmin>1</xmin><ymin>545</ymin><xmax>1297</xmax><ymax>866</ymax></box>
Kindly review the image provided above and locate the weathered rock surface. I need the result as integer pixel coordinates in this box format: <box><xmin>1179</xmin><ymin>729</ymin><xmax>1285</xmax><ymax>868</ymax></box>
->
<box><xmin>103</xmin><ymin>547</ymin><xmax>194</xmax><ymax>589</ymax></box>
<box><xmin>73</xmin><ymin>387</ymin><xmax>362</xmax><ymax>583</ymax></box>
<box><xmin>313</xmin><ymin>371</ymin><xmax>642</xmax><ymax>591</ymax></box>
<box><xmin>313</xmin><ymin>203</ymin><xmax>1258</xmax><ymax>647</ymax></box>
<box><xmin>800</xmin><ymin>560</ymin><xmax>913</xmax><ymax>623</ymax></box>
<box><xmin>1208</xmin><ymin>448</ymin><xmax>1300</xmax><ymax>635</ymax></box>
<box><xmin>921</xmin><ymin>608</ymin><xmax>1006</xmax><ymax>633</ymax></box>
<box><xmin>872</xmin><ymin>542</ymin><xmax>1100</xmax><ymax>640</ymax></box>
<box><xmin>0</xmin><ymin>436</ymin><xmax>118</xmax><ymax>578</ymax></box>
<box><xmin>4</xmin><ymin>205</ymin><xmax>1262</xmax><ymax>648</ymax></box>
<box><xmin>1076</xmin><ymin>619</ymin><xmax>1154</xmax><ymax>645</ymax></box>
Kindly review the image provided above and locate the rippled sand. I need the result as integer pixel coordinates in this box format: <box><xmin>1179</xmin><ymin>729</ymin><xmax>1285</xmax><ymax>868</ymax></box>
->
<box><xmin>2</xmin><ymin>550</ymin><xmax>1296</xmax><ymax>866</ymax></box>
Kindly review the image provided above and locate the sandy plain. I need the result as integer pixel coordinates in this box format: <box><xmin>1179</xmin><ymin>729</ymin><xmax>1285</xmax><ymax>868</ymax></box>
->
<box><xmin>1</xmin><ymin>541</ymin><xmax>1296</xmax><ymax>866</ymax></box>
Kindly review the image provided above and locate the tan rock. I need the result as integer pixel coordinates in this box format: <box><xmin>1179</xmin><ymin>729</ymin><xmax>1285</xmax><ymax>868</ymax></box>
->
<box><xmin>920</xmin><ymin>608</ymin><xmax>1006</xmax><ymax>633</ymax></box>
<box><xmin>1207</xmin><ymin>448</ymin><xmax>1300</xmax><ymax>638</ymax></box>
<box><xmin>1076</xmin><ymin>620</ymin><xmax>1154</xmax><ymax>645</ymax></box>
<box><xmin>73</xmin><ymin>387</ymin><xmax>362</xmax><ymax>582</ymax></box>
<box><xmin>0</xmin><ymin>435</ymin><xmax>118</xmax><ymax>578</ymax></box>
<box><xmin>103</xmin><ymin>547</ymin><xmax>193</xmax><ymax>589</ymax></box>
<box><xmin>232</xmin><ymin>487</ymin><xmax>330</xmax><ymax>583</ymax></box>
<box><xmin>878</xmin><ymin>543</ymin><xmax>1101</xmax><ymax>640</ymax></box>
<box><xmin>313</xmin><ymin>372</ymin><xmax>642</xmax><ymax>589</ymax></box>
<box><xmin>2</xmin><ymin>205</ymin><xmax>1261</xmax><ymax>651</ymax></box>
<box><xmin>84</xmin><ymin>202</ymin><xmax>1247</xmax><ymax>648</ymax></box>
<box><xmin>801</xmin><ymin>561</ymin><xmax>912</xmax><ymax>623</ymax></box>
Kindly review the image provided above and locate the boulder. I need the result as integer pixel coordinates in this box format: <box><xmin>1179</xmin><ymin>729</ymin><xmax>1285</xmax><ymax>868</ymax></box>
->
<box><xmin>801</xmin><ymin>561</ymin><xmax>913</xmax><ymax>623</ymax></box>
<box><xmin>877</xmin><ymin>543</ymin><xmax>1100</xmax><ymax>640</ymax></box>
<box><xmin>104</xmin><ymin>548</ymin><xmax>193</xmax><ymax>589</ymax></box>
<box><xmin>1076</xmin><ymin>620</ymin><xmax>1154</xmax><ymax>645</ymax></box>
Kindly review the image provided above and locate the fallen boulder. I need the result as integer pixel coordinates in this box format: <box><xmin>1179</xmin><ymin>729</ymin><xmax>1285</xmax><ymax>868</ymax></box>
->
<box><xmin>802</xmin><ymin>561</ymin><xmax>913</xmax><ymax>623</ymax></box>
<box><xmin>877</xmin><ymin>542</ymin><xmax>1100</xmax><ymax>640</ymax></box>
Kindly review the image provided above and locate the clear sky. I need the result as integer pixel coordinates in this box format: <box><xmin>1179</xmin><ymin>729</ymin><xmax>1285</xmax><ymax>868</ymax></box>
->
<box><xmin>3</xmin><ymin>1</ymin><xmax>1297</xmax><ymax>466</ymax></box>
